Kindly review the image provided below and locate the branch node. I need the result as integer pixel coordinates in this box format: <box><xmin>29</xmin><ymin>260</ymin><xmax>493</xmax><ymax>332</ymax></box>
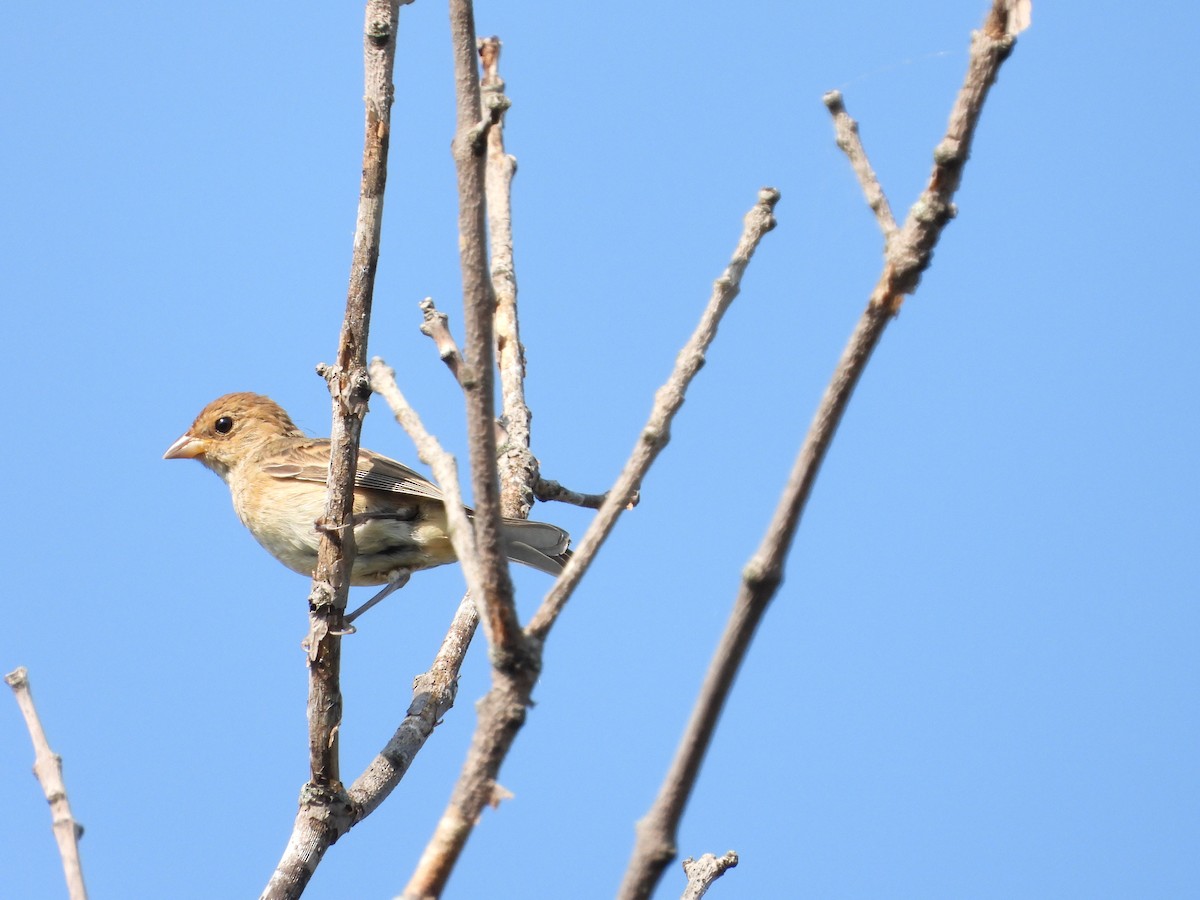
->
<box><xmin>366</xmin><ymin>19</ymin><xmax>392</xmax><ymax>48</ymax></box>
<box><xmin>488</xmin><ymin>636</ymin><xmax>542</xmax><ymax>679</ymax></box>
<box><xmin>642</xmin><ymin>423</ymin><xmax>669</xmax><ymax>448</ymax></box>
<box><xmin>741</xmin><ymin>557</ymin><xmax>781</xmax><ymax>594</ymax></box>
<box><xmin>533</xmin><ymin>477</ymin><xmax>635</xmax><ymax>510</ymax></box>
<box><xmin>681</xmin><ymin>851</ymin><xmax>739</xmax><ymax>899</ymax></box>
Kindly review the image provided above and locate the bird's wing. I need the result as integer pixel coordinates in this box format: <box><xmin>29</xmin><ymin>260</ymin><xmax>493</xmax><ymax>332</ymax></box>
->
<box><xmin>261</xmin><ymin>440</ymin><xmax>446</xmax><ymax>503</ymax></box>
<box><xmin>354</xmin><ymin>449</ymin><xmax>446</xmax><ymax>502</ymax></box>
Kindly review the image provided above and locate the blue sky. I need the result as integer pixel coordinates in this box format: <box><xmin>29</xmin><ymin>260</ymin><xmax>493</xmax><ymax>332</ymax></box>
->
<box><xmin>3</xmin><ymin>2</ymin><xmax>1197</xmax><ymax>898</ymax></box>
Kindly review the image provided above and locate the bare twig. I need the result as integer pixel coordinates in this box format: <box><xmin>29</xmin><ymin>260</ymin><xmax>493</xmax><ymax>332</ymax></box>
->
<box><xmin>419</xmin><ymin>297</ymin><xmax>466</xmax><ymax>384</ymax></box>
<box><xmin>479</xmin><ymin>36</ymin><xmax>541</xmax><ymax>522</ymax></box>
<box><xmin>402</xmin><ymin>187</ymin><xmax>779</xmax><ymax>899</ymax></box>
<box><xmin>402</xmin><ymin>29</ymin><xmax>540</xmax><ymax>898</ymax></box>
<box><xmin>369</xmin><ymin>357</ymin><xmax>485</xmax><ymax>600</ymax></box>
<box><xmin>867</xmin><ymin>1</ymin><xmax>1027</xmax><ymax>314</ymax></box>
<box><xmin>6</xmin><ymin>667</ymin><xmax>88</xmax><ymax>900</ymax></box>
<box><xmin>527</xmin><ymin>187</ymin><xmax>780</xmax><ymax>641</ymax></box>
<box><xmin>823</xmin><ymin>90</ymin><xmax>896</xmax><ymax>235</ymax></box>
<box><xmin>534</xmin><ymin>477</ymin><xmax>637</xmax><ymax>510</ymax></box>
<box><xmin>349</xmin><ymin>591</ymin><xmax>478</xmax><ymax>817</ymax></box>
<box><xmin>261</xmin><ymin>2</ymin><xmax>404</xmax><ymax>897</ymax></box>
<box><xmin>681</xmin><ymin>852</ymin><xmax>738</xmax><ymax>900</ymax></box>
<box><xmin>448</xmin><ymin>0</ymin><xmax>523</xmax><ymax>661</ymax></box>
<box><xmin>618</xmin><ymin>4</ymin><xmax>1028</xmax><ymax>897</ymax></box>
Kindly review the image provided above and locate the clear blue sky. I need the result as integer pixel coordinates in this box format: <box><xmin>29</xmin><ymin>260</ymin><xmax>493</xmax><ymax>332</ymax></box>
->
<box><xmin>3</xmin><ymin>2</ymin><xmax>1197</xmax><ymax>898</ymax></box>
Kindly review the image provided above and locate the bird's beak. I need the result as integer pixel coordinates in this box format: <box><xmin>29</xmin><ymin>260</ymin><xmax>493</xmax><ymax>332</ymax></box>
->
<box><xmin>163</xmin><ymin>432</ymin><xmax>207</xmax><ymax>460</ymax></box>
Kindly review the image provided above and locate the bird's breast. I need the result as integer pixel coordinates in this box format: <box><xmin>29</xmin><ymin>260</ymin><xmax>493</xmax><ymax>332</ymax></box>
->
<box><xmin>230</xmin><ymin>468</ymin><xmax>458</xmax><ymax>584</ymax></box>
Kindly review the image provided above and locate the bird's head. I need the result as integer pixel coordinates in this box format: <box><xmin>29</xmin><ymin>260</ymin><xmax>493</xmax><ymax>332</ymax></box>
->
<box><xmin>163</xmin><ymin>392</ymin><xmax>304</xmax><ymax>477</ymax></box>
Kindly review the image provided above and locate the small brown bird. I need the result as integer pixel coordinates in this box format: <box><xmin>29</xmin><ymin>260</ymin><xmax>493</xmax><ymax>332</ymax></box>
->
<box><xmin>164</xmin><ymin>393</ymin><xmax>570</xmax><ymax>618</ymax></box>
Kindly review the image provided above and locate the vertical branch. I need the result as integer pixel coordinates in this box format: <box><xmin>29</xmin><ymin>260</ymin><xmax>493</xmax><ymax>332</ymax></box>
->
<box><xmin>618</xmin><ymin>3</ymin><xmax>1028</xmax><ymax>897</ymax></box>
<box><xmin>448</xmin><ymin>0</ymin><xmax>523</xmax><ymax>658</ymax></box>
<box><xmin>478</xmin><ymin>36</ymin><xmax>536</xmax><ymax>518</ymax></box>
<box><xmin>261</xmin><ymin>2</ymin><xmax>404</xmax><ymax>897</ymax></box>
<box><xmin>403</xmin><ymin>188</ymin><xmax>780</xmax><ymax>900</ymax></box>
<box><xmin>344</xmin><ymin>31</ymin><xmax>532</xmax><ymax>802</ymax></box>
<box><xmin>6</xmin><ymin>668</ymin><xmax>88</xmax><ymax>900</ymax></box>
<box><xmin>401</xmin><ymin>18</ymin><xmax>537</xmax><ymax>899</ymax></box>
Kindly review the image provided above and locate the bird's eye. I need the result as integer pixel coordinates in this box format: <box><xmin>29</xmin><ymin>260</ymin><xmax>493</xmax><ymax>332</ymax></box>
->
<box><xmin>214</xmin><ymin>416</ymin><xmax>234</xmax><ymax>435</ymax></box>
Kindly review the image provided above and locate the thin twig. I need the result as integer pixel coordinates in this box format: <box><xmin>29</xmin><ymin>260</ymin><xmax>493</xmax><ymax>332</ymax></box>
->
<box><xmin>617</xmin><ymin>4</ymin><xmax>1028</xmax><ymax>897</ymax></box>
<box><xmin>348</xmin><ymin>591</ymin><xmax>478</xmax><ymax>817</ymax></box>
<box><xmin>618</xmin><ymin>311</ymin><xmax>890</xmax><ymax>900</ymax></box>
<box><xmin>681</xmin><ymin>852</ymin><xmax>738</xmax><ymax>900</ymax></box>
<box><xmin>480</xmin><ymin>36</ymin><xmax>539</xmax><ymax>522</ymax></box>
<box><xmin>867</xmin><ymin>1</ymin><xmax>1027</xmax><ymax>314</ymax></box>
<box><xmin>402</xmin><ymin>30</ymin><xmax>544</xmax><ymax>898</ymax></box>
<box><xmin>527</xmin><ymin>187</ymin><xmax>780</xmax><ymax>641</ymax></box>
<box><xmin>823</xmin><ymin>90</ymin><xmax>896</xmax><ymax>236</ymax></box>
<box><xmin>369</xmin><ymin>357</ymin><xmax>485</xmax><ymax>600</ymax></box>
<box><xmin>6</xmin><ymin>667</ymin><xmax>88</xmax><ymax>900</ymax></box>
<box><xmin>419</xmin><ymin>297</ymin><xmax>466</xmax><ymax>384</ymax></box>
<box><xmin>402</xmin><ymin>187</ymin><xmax>779</xmax><ymax>900</ymax></box>
<box><xmin>260</xmin><ymin>3</ymin><xmax>404</xmax><ymax>897</ymax></box>
<box><xmin>272</xmin><ymin>360</ymin><xmax>485</xmax><ymax>842</ymax></box>
<box><xmin>447</xmin><ymin>0</ymin><xmax>524</xmax><ymax>661</ymax></box>
<box><xmin>534</xmin><ymin>477</ymin><xmax>637</xmax><ymax>510</ymax></box>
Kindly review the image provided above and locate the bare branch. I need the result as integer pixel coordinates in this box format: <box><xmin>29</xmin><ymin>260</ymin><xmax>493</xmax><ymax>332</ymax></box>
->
<box><xmin>480</xmin><ymin>36</ymin><xmax>540</xmax><ymax>522</ymax></box>
<box><xmin>6</xmin><ymin>667</ymin><xmax>88</xmax><ymax>900</ymax></box>
<box><xmin>418</xmin><ymin>297</ymin><xmax>466</xmax><ymax>384</ymax></box>
<box><xmin>369</xmin><ymin>357</ymin><xmax>485</xmax><ymax>600</ymax></box>
<box><xmin>987</xmin><ymin>0</ymin><xmax>1032</xmax><ymax>37</ymax></box>
<box><xmin>448</xmin><ymin>0</ymin><xmax>524</xmax><ymax>661</ymax></box>
<box><xmin>618</xmin><ymin>4</ymin><xmax>1027</xmax><ymax>897</ymax></box>
<box><xmin>403</xmin><ymin>31</ymin><xmax>546</xmax><ymax>897</ymax></box>
<box><xmin>349</xmin><ymin>591</ymin><xmax>478</xmax><ymax>817</ymax></box>
<box><xmin>261</xmin><ymin>2</ymin><xmax>405</xmax><ymax>896</ymax></box>
<box><xmin>527</xmin><ymin>187</ymin><xmax>780</xmax><ymax>641</ymax></box>
<box><xmin>681</xmin><ymin>852</ymin><xmax>738</xmax><ymax>900</ymax></box>
<box><xmin>534</xmin><ymin>477</ymin><xmax>638</xmax><ymax>511</ymax></box>
<box><xmin>822</xmin><ymin>90</ymin><xmax>896</xmax><ymax>235</ymax></box>
<box><xmin>402</xmin><ymin>186</ymin><xmax>778</xmax><ymax>899</ymax></box>
<box><xmin>868</xmin><ymin>1</ymin><xmax>1024</xmax><ymax>314</ymax></box>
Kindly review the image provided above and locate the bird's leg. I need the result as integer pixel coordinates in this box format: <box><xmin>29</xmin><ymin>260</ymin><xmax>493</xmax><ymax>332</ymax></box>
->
<box><xmin>345</xmin><ymin>569</ymin><xmax>412</xmax><ymax>624</ymax></box>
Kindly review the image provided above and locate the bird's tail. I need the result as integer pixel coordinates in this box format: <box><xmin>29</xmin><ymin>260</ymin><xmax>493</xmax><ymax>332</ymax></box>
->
<box><xmin>500</xmin><ymin>518</ymin><xmax>572</xmax><ymax>576</ymax></box>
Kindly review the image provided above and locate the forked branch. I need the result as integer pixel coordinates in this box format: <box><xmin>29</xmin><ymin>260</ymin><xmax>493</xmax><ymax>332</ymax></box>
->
<box><xmin>261</xmin><ymin>2</ymin><xmax>406</xmax><ymax>896</ymax></box>
<box><xmin>618</xmin><ymin>3</ymin><xmax>1029</xmax><ymax>897</ymax></box>
<box><xmin>403</xmin><ymin>187</ymin><xmax>779</xmax><ymax>899</ymax></box>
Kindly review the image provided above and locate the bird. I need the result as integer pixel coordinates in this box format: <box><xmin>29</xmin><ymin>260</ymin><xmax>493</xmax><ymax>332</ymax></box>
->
<box><xmin>163</xmin><ymin>392</ymin><xmax>571</xmax><ymax>620</ymax></box>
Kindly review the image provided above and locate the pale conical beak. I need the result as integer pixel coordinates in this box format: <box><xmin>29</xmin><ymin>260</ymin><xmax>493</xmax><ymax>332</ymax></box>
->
<box><xmin>163</xmin><ymin>433</ymin><xmax>207</xmax><ymax>460</ymax></box>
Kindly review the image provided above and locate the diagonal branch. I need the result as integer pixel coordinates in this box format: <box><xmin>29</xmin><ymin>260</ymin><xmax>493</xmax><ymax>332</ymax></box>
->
<box><xmin>527</xmin><ymin>187</ymin><xmax>781</xmax><ymax>641</ymax></box>
<box><xmin>6</xmin><ymin>667</ymin><xmax>88</xmax><ymax>900</ymax></box>
<box><xmin>332</xmin><ymin>360</ymin><xmax>483</xmax><ymax>839</ymax></box>
<box><xmin>617</xmin><ymin>3</ymin><xmax>1029</xmax><ymax>897</ymax></box>
<box><xmin>681</xmin><ymin>851</ymin><xmax>739</xmax><ymax>900</ymax></box>
<box><xmin>867</xmin><ymin>1</ymin><xmax>1028</xmax><ymax>314</ymax></box>
<box><xmin>823</xmin><ymin>90</ymin><xmax>896</xmax><ymax>236</ymax></box>
<box><xmin>348</xmin><ymin>590</ymin><xmax>479</xmax><ymax>818</ymax></box>
<box><xmin>260</xmin><ymin>2</ymin><xmax>405</xmax><ymax>897</ymax></box>
<box><xmin>447</xmin><ymin>0</ymin><xmax>526</xmax><ymax>664</ymax></box>
<box><xmin>401</xmin><ymin>186</ymin><xmax>780</xmax><ymax>900</ymax></box>
<box><xmin>419</xmin><ymin>297</ymin><xmax>467</xmax><ymax>384</ymax></box>
<box><xmin>369</xmin><ymin>358</ymin><xmax>485</xmax><ymax>601</ymax></box>
<box><xmin>533</xmin><ymin>476</ymin><xmax>637</xmax><ymax>511</ymax></box>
